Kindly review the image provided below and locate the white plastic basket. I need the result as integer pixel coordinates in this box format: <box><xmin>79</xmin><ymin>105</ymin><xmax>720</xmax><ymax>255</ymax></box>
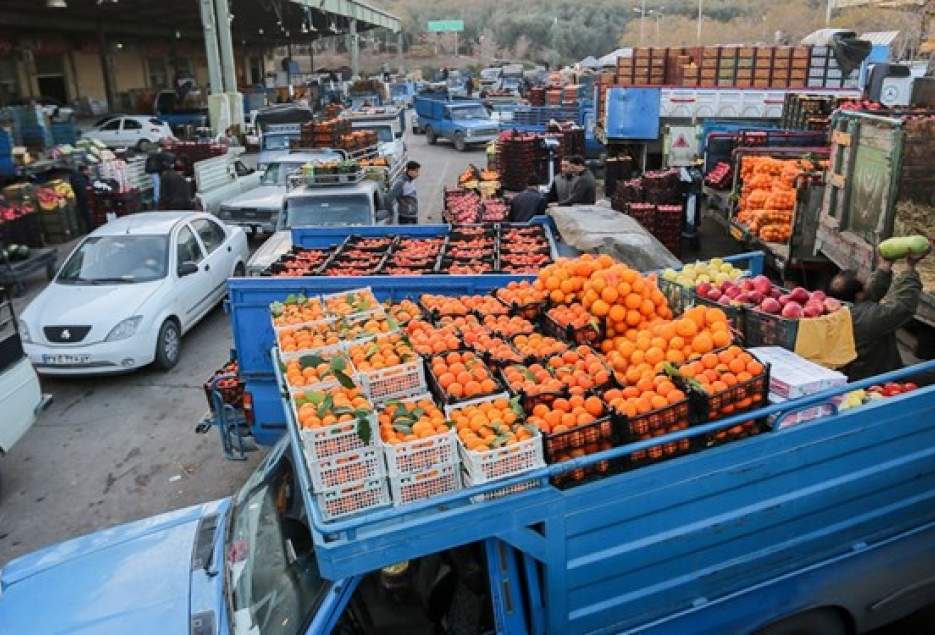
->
<box><xmin>458</xmin><ymin>429</ymin><xmax>544</xmax><ymax>484</ymax></box>
<box><xmin>462</xmin><ymin>468</ymin><xmax>541</xmax><ymax>503</ymax></box>
<box><xmin>443</xmin><ymin>391</ymin><xmax>512</xmax><ymax>420</ymax></box>
<box><xmin>359</xmin><ymin>358</ymin><xmax>427</xmax><ymax>404</ymax></box>
<box><xmin>276</xmin><ymin>325</ymin><xmax>343</xmax><ymax>361</ymax></box>
<box><xmin>378</xmin><ymin>393</ymin><xmax>459</xmax><ymax>475</ymax></box>
<box><xmin>389</xmin><ymin>462</ymin><xmax>462</xmax><ymax>506</ymax></box>
<box><xmin>323</xmin><ymin>287</ymin><xmax>380</xmax><ymax>317</ymax></box>
<box><xmin>315</xmin><ymin>477</ymin><xmax>391</xmax><ymax>521</ymax></box>
<box><xmin>269</xmin><ymin>295</ymin><xmax>326</xmax><ymax>333</ymax></box>
<box><xmin>307</xmin><ymin>445</ymin><xmax>385</xmax><ymax>492</ymax></box>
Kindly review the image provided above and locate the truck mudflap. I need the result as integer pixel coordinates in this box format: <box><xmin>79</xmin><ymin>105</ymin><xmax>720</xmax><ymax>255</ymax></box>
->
<box><xmin>282</xmin><ymin>359</ymin><xmax>935</xmax><ymax>634</ymax></box>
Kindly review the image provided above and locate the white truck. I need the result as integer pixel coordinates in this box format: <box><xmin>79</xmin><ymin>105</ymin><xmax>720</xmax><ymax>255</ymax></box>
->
<box><xmin>341</xmin><ymin>106</ymin><xmax>407</xmax><ymax>165</ymax></box>
<box><xmin>246</xmin><ymin>164</ymin><xmax>403</xmax><ymax>275</ymax></box>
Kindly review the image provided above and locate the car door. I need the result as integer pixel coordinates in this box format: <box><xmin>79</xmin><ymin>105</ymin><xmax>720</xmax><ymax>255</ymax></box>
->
<box><xmin>118</xmin><ymin>117</ymin><xmax>144</xmax><ymax>147</ymax></box>
<box><xmin>190</xmin><ymin>218</ymin><xmax>233</xmax><ymax>303</ymax></box>
<box><xmin>93</xmin><ymin>118</ymin><xmax>121</xmax><ymax>146</ymax></box>
<box><xmin>173</xmin><ymin>223</ymin><xmax>215</xmax><ymax>330</ymax></box>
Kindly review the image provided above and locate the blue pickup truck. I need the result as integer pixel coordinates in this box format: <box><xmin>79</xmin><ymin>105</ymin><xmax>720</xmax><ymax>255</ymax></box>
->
<box><xmin>1</xmin><ymin>238</ymin><xmax>935</xmax><ymax>635</ymax></box>
<box><xmin>414</xmin><ymin>93</ymin><xmax>500</xmax><ymax>151</ymax></box>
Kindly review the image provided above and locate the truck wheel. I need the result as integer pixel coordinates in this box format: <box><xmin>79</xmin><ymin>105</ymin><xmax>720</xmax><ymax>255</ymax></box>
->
<box><xmin>154</xmin><ymin>319</ymin><xmax>181</xmax><ymax>371</ymax></box>
<box><xmin>425</xmin><ymin>126</ymin><xmax>437</xmax><ymax>145</ymax></box>
<box><xmin>454</xmin><ymin>133</ymin><xmax>467</xmax><ymax>152</ymax></box>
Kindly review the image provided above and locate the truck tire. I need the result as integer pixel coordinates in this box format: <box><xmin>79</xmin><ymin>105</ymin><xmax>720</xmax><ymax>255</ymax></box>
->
<box><xmin>454</xmin><ymin>133</ymin><xmax>467</xmax><ymax>152</ymax></box>
<box><xmin>754</xmin><ymin>608</ymin><xmax>848</xmax><ymax>635</ymax></box>
<box><xmin>425</xmin><ymin>126</ymin><xmax>437</xmax><ymax>145</ymax></box>
<box><xmin>154</xmin><ymin>319</ymin><xmax>181</xmax><ymax>371</ymax></box>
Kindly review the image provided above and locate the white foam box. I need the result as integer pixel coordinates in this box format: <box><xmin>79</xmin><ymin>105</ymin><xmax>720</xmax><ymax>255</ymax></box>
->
<box><xmin>748</xmin><ymin>346</ymin><xmax>847</xmax><ymax>400</ymax></box>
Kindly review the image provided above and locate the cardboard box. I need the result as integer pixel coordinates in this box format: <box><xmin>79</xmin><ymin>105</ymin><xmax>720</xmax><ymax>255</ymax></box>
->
<box><xmin>754</xmin><ymin>79</ymin><xmax>771</xmax><ymax>88</ymax></box>
<box><xmin>755</xmin><ymin>68</ymin><xmax>772</xmax><ymax>79</ymax></box>
<box><xmin>792</xmin><ymin>58</ymin><xmax>809</xmax><ymax>70</ymax></box>
<box><xmin>702</xmin><ymin>46</ymin><xmax>720</xmax><ymax>59</ymax></box>
<box><xmin>748</xmin><ymin>346</ymin><xmax>848</xmax><ymax>399</ymax></box>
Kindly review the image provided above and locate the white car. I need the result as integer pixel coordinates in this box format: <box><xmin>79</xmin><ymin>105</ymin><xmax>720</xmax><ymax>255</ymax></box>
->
<box><xmin>19</xmin><ymin>212</ymin><xmax>249</xmax><ymax>375</ymax></box>
<box><xmin>83</xmin><ymin>115</ymin><xmax>174</xmax><ymax>151</ymax></box>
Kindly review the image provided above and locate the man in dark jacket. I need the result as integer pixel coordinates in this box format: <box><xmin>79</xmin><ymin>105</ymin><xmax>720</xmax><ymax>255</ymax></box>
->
<box><xmin>547</xmin><ymin>159</ymin><xmax>576</xmax><ymax>204</ymax></box>
<box><xmin>158</xmin><ymin>162</ymin><xmax>194</xmax><ymax>210</ymax></box>
<box><xmin>556</xmin><ymin>155</ymin><xmax>596</xmax><ymax>206</ymax></box>
<box><xmin>509</xmin><ymin>175</ymin><xmax>547</xmax><ymax>222</ymax></box>
<box><xmin>828</xmin><ymin>248</ymin><xmax>928</xmax><ymax>381</ymax></box>
<box><xmin>389</xmin><ymin>160</ymin><xmax>421</xmax><ymax>224</ymax></box>
<box><xmin>69</xmin><ymin>164</ymin><xmax>92</xmax><ymax>233</ymax></box>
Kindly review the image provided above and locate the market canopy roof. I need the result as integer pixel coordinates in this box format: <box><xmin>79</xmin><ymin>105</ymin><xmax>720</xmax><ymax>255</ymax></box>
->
<box><xmin>0</xmin><ymin>0</ymin><xmax>400</xmax><ymax>45</ymax></box>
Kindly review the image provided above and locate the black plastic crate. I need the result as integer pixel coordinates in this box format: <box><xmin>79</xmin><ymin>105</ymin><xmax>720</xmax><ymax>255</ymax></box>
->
<box><xmin>681</xmin><ymin>354</ymin><xmax>771</xmax><ymax>423</ymax></box>
<box><xmin>742</xmin><ymin>308</ymin><xmax>799</xmax><ymax>349</ymax></box>
<box><xmin>424</xmin><ymin>350</ymin><xmax>505</xmax><ymax>407</ymax></box>
<box><xmin>657</xmin><ymin>278</ymin><xmax>694</xmax><ymax>317</ymax></box>
<box><xmin>550</xmin><ymin>456</ymin><xmax>625</xmax><ymax>489</ymax></box>
<box><xmin>693</xmin><ymin>295</ymin><xmax>747</xmax><ymax>337</ymax></box>
<box><xmin>345</xmin><ymin>234</ymin><xmax>397</xmax><ymax>252</ymax></box>
<box><xmin>542</xmin><ymin>416</ymin><xmax>623</xmax><ymax>489</ymax></box>
<box><xmin>622</xmin><ymin>428</ymin><xmax>695</xmax><ymax>471</ymax></box>
<box><xmin>700</xmin><ymin>418</ymin><xmax>770</xmax><ymax>448</ymax></box>
<box><xmin>610</xmin><ymin>397</ymin><xmax>692</xmax><ymax>440</ymax></box>
<box><xmin>494</xmin><ymin>291</ymin><xmax>547</xmax><ymax>321</ymax></box>
<box><xmin>541</xmin><ymin>309</ymin><xmax>605</xmax><ymax>347</ymax></box>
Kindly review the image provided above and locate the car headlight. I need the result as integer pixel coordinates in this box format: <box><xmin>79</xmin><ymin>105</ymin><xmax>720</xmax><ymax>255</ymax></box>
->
<box><xmin>18</xmin><ymin>320</ymin><xmax>31</xmax><ymax>343</ymax></box>
<box><xmin>105</xmin><ymin>316</ymin><xmax>143</xmax><ymax>342</ymax></box>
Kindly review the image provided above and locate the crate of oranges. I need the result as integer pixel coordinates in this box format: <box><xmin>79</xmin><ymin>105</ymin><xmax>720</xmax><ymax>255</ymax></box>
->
<box><xmin>405</xmin><ymin>319</ymin><xmax>462</xmax><ymax>356</ymax></box>
<box><xmin>603</xmin><ymin>376</ymin><xmax>690</xmax><ymax>440</ymax></box>
<box><xmin>526</xmin><ymin>394</ymin><xmax>619</xmax><ymax>489</ymax></box>
<box><xmin>543</xmin><ymin>303</ymin><xmax>605</xmax><ymax>347</ymax></box>
<box><xmin>276</xmin><ymin>319</ymin><xmax>341</xmax><ymax>357</ymax></box>
<box><xmin>280</xmin><ymin>346</ymin><xmax>357</xmax><ymax>392</ymax></box>
<box><xmin>448</xmin><ymin>394</ymin><xmax>543</xmax><ymax>485</ymax></box>
<box><xmin>510</xmin><ymin>333</ymin><xmax>569</xmax><ymax>362</ymax></box>
<box><xmin>379</xmin><ymin>394</ymin><xmax>459</xmax><ymax>476</ymax></box>
<box><xmin>323</xmin><ymin>287</ymin><xmax>380</xmax><ymax>317</ymax></box>
<box><xmin>675</xmin><ymin>346</ymin><xmax>769</xmax><ymax>422</ymax></box>
<box><xmin>291</xmin><ymin>383</ymin><xmax>378</xmax><ymax>461</ymax></box>
<box><xmin>306</xmin><ymin>445</ymin><xmax>385</xmax><ymax>492</ymax></box>
<box><xmin>496</xmin><ymin>280</ymin><xmax>547</xmax><ymax>321</ymax></box>
<box><xmin>315</xmin><ymin>477</ymin><xmax>391</xmax><ymax>521</ymax></box>
<box><xmin>544</xmin><ymin>346</ymin><xmax>615</xmax><ymax>395</ymax></box>
<box><xmin>335</xmin><ymin>309</ymin><xmax>397</xmax><ymax>343</ymax></box>
<box><xmin>270</xmin><ymin>294</ymin><xmax>326</xmax><ymax>330</ymax></box>
<box><xmin>426</xmin><ymin>350</ymin><xmax>505</xmax><ymax>405</ymax></box>
<box><xmin>346</xmin><ymin>333</ymin><xmax>426</xmax><ymax>403</ymax></box>
<box><xmin>389</xmin><ymin>462</ymin><xmax>462</xmax><ymax>507</ymax></box>
<box><xmin>500</xmin><ymin>362</ymin><xmax>569</xmax><ymax>412</ymax></box>
<box><xmin>384</xmin><ymin>298</ymin><xmax>424</xmax><ymax>326</ymax></box>
<box><xmin>419</xmin><ymin>293</ymin><xmax>470</xmax><ymax>321</ymax></box>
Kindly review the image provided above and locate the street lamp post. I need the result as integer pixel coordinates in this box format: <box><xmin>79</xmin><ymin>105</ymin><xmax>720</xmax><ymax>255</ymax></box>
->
<box><xmin>632</xmin><ymin>4</ymin><xmax>646</xmax><ymax>47</ymax></box>
<box><xmin>697</xmin><ymin>0</ymin><xmax>703</xmax><ymax>45</ymax></box>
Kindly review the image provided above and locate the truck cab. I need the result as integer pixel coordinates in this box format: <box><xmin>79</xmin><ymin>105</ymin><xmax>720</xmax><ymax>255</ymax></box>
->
<box><xmin>479</xmin><ymin>67</ymin><xmax>503</xmax><ymax>92</ymax></box>
<box><xmin>414</xmin><ymin>95</ymin><xmax>499</xmax><ymax>152</ymax></box>
<box><xmin>205</xmin><ymin>149</ymin><xmax>345</xmax><ymax>235</ymax></box>
<box><xmin>246</xmin><ymin>171</ymin><xmax>396</xmax><ymax>275</ymax></box>
<box><xmin>0</xmin><ymin>287</ymin><xmax>47</xmax><ymax>486</ymax></box>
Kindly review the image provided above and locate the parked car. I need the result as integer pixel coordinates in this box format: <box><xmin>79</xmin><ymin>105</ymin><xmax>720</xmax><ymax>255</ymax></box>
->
<box><xmin>19</xmin><ymin>212</ymin><xmax>249</xmax><ymax>374</ymax></box>
<box><xmin>0</xmin><ymin>287</ymin><xmax>48</xmax><ymax>489</ymax></box>
<box><xmin>82</xmin><ymin>115</ymin><xmax>174</xmax><ymax>151</ymax></box>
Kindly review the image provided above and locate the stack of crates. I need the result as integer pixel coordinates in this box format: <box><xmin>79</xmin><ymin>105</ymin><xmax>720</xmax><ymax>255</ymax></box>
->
<box><xmin>771</xmin><ymin>47</ymin><xmax>792</xmax><ymax>88</ymax></box>
<box><xmin>807</xmin><ymin>45</ymin><xmax>860</xmax><ymax>88</ymax></box>
<box><xmin>735</xmin><ymin>47</ymin><xmax>756</xmax><ymax>87</ymax></box>
<box><xmin>753</xmin><ymin>47</ymin><xmax>774</xmax><ymax>88</ymax></box>
<box><xmin>790</xmin><ymin>46</ymin><xmax>811</xmax><ymax>88</ymax></box>
<box><xmin>780</xmin><ymin>93</ymin><xmax>837</xmax><ymax>131</ymax></box>
<box><xmin>717</xmin><ymin>47</ymin><xmax>738</xmax><ymax>87</ymax></box>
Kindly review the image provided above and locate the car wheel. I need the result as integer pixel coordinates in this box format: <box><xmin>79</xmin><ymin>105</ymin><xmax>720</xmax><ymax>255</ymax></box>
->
<box><xmin>136</xmin><ymin>139</ymin><xmax>152</xmax><ymax>152</ymax></box>
<box><xmin>425</xmin><ymin>126</ymin><xmax>437</xmax><ymax>144</ymax></box>
<box><xmin>454</xmin><ymin>133</ymin><xmax>467</xmax><ymax>152</ymax></box>
<box><xmin>154</xmin><ymin>319</ymin><xmax>181</xmax><ymax>371</ymax></box>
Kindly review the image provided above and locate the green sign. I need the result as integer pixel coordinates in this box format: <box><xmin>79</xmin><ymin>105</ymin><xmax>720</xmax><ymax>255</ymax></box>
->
<box><xmin>427</xmin><ymin>20</ymin><xmax>464</xmax><ymax>33</ymax></box>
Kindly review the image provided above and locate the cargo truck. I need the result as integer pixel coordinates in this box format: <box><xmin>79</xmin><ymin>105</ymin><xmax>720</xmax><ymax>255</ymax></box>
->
<box><xmin>2</xmin><ymin>240</ymin><xmax>934</xmax><ymax>634</ymax></box>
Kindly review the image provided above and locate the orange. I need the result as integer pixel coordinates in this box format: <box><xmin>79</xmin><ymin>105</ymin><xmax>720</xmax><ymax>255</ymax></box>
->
<box><xmin>675</xmin><ymin>318</ymin><xmax>698</xmax><ymax>338</ymax></box>
<box><xmin>640</xmin><ymin>299</ymin><xmax>656</xmax><ymax>317</ymax></box>
<box><xmin>705</xmin><ymin>307</ymin><xmax>728</xmax><ymax>324</ymax></box>
<box><xmin>601</xmin><ymin>286</ymin><xmax>619</xmax><ymax>304</ymax></box>
<box><xmin>747</xmin><ymin>361</ymin><xmax>765</xmax><ymax>376</ymax></box>
<box><xmin>591</xmin><ymin>300</ymin><xmax>610</xmax><ymax>317</ymax></box>
<box><xmin>650</xmin><ymin>395</ymin><xmax>668</xmax><ymax>410</ymax></box>
<box><xmin>552</xmin><ymin>397</ymin><xmax>571</xmax><ymax>412</ymax></box>
<box><xmin>645</xmin><ymin>347</ymin><xmax>665</xmax><ymax>365</ymax></box>
<box><xmin>584</xmin><ymin>396</ymin><xmax>604</xmax><ymax>416</ymax></box>
<box><xmin>609</xmin><ymin>304</ymin><xmax>627</xmax><ymax>323</ymax></box>
<box><xmin>692</xmin><ymin>332</ymin><xmax>714</xmax><ymax>354</ymax></box>
<box><xmin>712</xmin><ymin>330</ymin><xmax>731</xmax><ymax>348</ymax></box>
<box><xmin>624</xmin><ymin>293</ymin><xmax>642</xmax><ymax>310</ymax></box>
<box><xmin>701</xmin><ymin>353</ymin><xmax>718</xmax><ymax>369</ymax></box>
<box><xmin>448</xmin><ymin>382</ymin><xmax>464</xmax><ymax>398</ymax></box>
<box><xmin>667</xmin><ymin>389</ymin><xmax>686</xmax><ymax>404</ymax></box>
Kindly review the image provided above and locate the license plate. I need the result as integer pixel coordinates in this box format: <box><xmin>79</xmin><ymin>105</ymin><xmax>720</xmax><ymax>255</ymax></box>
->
<box><xmin>42</xmin><ymin>354</ymin><xmax>91</xmax><ymax>365</ymax></box>
<box><xmin>239</xmin><ymin>211</ymin><xmax>256</xmax><ymax>218</ymax></box>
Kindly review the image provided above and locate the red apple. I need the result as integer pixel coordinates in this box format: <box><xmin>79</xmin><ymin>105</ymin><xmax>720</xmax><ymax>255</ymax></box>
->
<box><xmin>725</xmin><ymin>286</ymin><xmax>741</xmax><ymax>299</ymax></box>
<box><xmin>748</xmin><ymin>291</ymin><xmax>764</xmax><ymax>305</ymax></box>
<box><xmin>782</xmin><ymin>301</ymin><xmax>803</xmax><ymax>319</ymax></box>
<box><xmin>706</xmin><ymin>288</ymin><xmax>722</xmax><ymax>301</ymax></box>
<box><xmin>760</xmin><ymin>298</ymin><xmax>782</xmax><ymax>314</ymax></box>
<box><xmin>789</xmin><ymin>287</ymin><xmax>811</xmax><ymax>304</ymax></box>
<box><xmin>803</xmin><ymin>302</ymin><xmax>823</xmax><ymax>318</ymax></box>
<box><xmin>753</xmin><ymin>275</ymin><xmax>772</xmax><ymax>295</ymax></box>
<box><xmin>769</xmin><ymin>287</ymin><xmax>783</xmax><ymax>299</ymax></box>
<box><xmin>778</xmin><ymin>293</ymin><xmax>793</xmax><ymax>307</ymax></box>
<box><xmin>718</xmin><ymin>295</ymin><xmax>733</xmax><ymax>306</ymax></box>
<box><xmin>809</xmin><ymin>290</ymin><xmax>826</xmax><ymax>303</ymax></box>
<box><xmin>696</xmin><ymin>282</ymin><xmax>712</xmax><ymax>296</ymax></box>
<box><xmin>823</xmin><ymin>298</ymin><xmax>842</xmax><ymax>314</ymax></box>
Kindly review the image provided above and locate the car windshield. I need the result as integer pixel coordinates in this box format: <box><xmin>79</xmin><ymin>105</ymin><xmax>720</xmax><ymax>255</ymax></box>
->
<box><xmin>58</xmin><ymin>235</ymin><xmax>168</xmax><ymax>284</ymax></box>
<box><xmin>263</xmin><ymin>135</ymin><xmax>295</xmax><ymax>151</ymax></box>
<box><xmin>227</xmin><ymin>445</ymin><xmax>325</xmax><ymax>635</ymax></box>
<box><xmin>359</xmin><ymin>125</ymin><xmax>394</xmax><ymax>142</ymax></box>
<box><xmin>262</xmin><ymin>154</ymin><xmax>343</xmax><ymax>185</ymax></box>
<box><xmin>284</xmin><ymin>194</ymin><xmax>372</xmax><ymax>227</ymax></box>
<box><xmin>450</xmin><ymin>106</ymin><xmax>488</xmax><ymax>121</ymax></box>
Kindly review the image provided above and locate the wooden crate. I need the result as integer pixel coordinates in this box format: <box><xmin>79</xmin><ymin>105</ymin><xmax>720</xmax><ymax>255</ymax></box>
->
<box><xmin>773</xmin><ymin>46</ymin><xmax>792</xmax><ymax>59</ymax></box>
<box><xmin>792</xmin><ymin>46</ymin><xmax>811</xmax><ymax>59</ymax></box>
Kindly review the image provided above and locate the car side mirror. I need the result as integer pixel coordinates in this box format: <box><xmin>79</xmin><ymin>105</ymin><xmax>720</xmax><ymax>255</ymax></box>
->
<box><xmin>178</xmin><ymin>261</ymin><xmax>199</xmax><ymax>277</ymax></box>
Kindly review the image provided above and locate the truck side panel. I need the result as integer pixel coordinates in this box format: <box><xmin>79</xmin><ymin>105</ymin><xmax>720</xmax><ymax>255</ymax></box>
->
<box><xmin>545</xmin><ymin>388</ymin><xmax>935</xmax><ymax>633</ymax></box>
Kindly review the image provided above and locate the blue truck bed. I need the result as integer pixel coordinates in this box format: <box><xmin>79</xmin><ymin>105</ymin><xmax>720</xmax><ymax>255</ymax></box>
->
<box><xmin>227</xmin><ymin>245</ymin><xmax>935</xmax><ymax>633</ymax></box>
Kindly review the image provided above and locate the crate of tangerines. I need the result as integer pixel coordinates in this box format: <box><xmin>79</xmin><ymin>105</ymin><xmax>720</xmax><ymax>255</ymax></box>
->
<box><xmin>526</xmin><ymin>393</ymin><xmax>619</xmax><ymax>488</ymax></box>
<box><xmin>543</xmin><ymin>303</ymin><xmax>606</xmax><ymax>347</ymax></box>
<box><xmin>496</xmin><ymin>280</ymin><xmax>548</xmax><ymax>321</ymax></box>
<box><xmin>345</xmin><ymin>332</ymin><xmax>427</xmax><ymax>403</ymax></box>
<box><xmin>426</xmin><ymin>350</ymin><xmax>505</xmax><ymax>405</ymax></box>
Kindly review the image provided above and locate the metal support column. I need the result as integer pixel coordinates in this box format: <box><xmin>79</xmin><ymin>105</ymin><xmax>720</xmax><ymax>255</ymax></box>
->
<box><xmin>213</xmin><ymin>0</ymin><xmax>237</xmax><ymax>93</ymax></box>
<box><xmin>397</xmin><ymin>31</ymin><xmax>404</xmax><ymax>75</ymax></box>
<box><xmin>96</xmin><ymin>23</ymin><xmax>116</xmax><ymax>111</ymax></box>
<box><xmin>349</xmin><ymin>18</ymin><xmax>359</xmax><ymax>78</ymax></box>
<box><xmin>198</xmin><ymin>0</ymin><xmax>223</xmax><ymax>94</ymax></box>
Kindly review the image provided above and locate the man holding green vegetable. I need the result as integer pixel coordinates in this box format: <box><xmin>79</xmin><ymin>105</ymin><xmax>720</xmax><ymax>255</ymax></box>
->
<box><xmin>828</xmin><ymin>240</ymin><xmax>930</xmax><ymax>381</ymax></box>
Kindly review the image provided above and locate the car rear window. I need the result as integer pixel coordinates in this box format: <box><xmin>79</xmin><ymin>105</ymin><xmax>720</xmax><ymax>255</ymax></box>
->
<box><xmin>149</xmin><ymin>118</ymin><xmax>164</xmax><ymax>126</ymax></box>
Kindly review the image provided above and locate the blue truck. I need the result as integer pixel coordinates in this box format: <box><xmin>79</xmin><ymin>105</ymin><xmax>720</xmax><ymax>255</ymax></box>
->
<box><xmin>414</xmin><ymin>93</ymin><xmax>500</xmax><ymax>152</ymax></box>
<box><xmin>1</xmin><ymin>233</ymin><xmax>935</xmax><ymax>634</ymax></box>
